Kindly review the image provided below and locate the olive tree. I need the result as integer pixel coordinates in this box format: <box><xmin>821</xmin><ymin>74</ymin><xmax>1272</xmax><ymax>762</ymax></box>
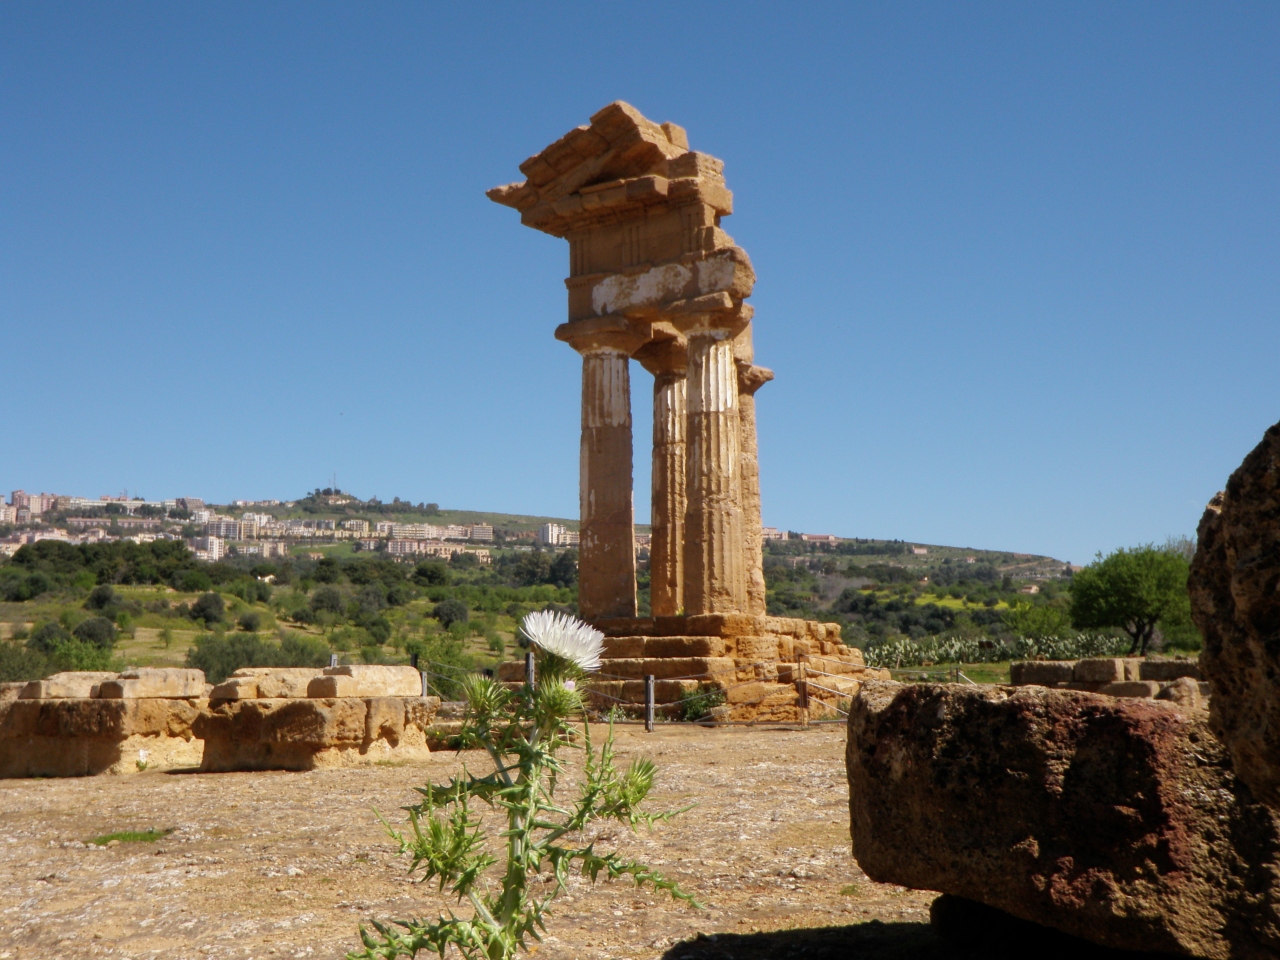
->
<box><xmin>1070</xmin><ymin>545</ymin><xmax>1192</xmax><ymax>655</ymax></box>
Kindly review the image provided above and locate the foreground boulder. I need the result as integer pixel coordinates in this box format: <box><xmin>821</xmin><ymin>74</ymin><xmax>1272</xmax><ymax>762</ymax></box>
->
<box><xmin>1189</xmin><ymin>420</ymin><xmax>1280</xmax><ymax>808</ymax></box>
<box><xmin>846</xmin><ymin>680</ymin><xmax>1280</xmax><ymax>958</ymax></box>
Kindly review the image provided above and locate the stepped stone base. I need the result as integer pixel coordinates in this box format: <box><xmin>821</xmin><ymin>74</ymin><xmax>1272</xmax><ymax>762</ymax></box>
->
<box><xmin>499</xmin><ymin>615</ymin><xmax>885</xmax><ymax>722</ymax></box>
<box><xmin>195</xmin><ymin>696</ymin><xmax>441</xmax><ymax>771</ymax></box>
<box><xmin>0</xmin><ymin>698</ymin><xmax>205</xmax><ymax>777</ymax></box>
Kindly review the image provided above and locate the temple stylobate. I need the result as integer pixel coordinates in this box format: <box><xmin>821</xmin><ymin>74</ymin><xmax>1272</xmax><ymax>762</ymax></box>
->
<box><xmin>488</xmin><ymin>101</ymin><xmax>771</xmax><ymax>621</ymax></box>
<box><xmin>490</xmin><ymin>102</ymin><xmax>878</xmax><ymax>722</ymax></box>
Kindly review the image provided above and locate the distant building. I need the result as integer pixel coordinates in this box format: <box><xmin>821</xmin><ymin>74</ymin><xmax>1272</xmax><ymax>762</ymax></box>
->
<box><xmin>341</xmin><ymin>519</ymin><xmax>369</xmax><ymax>535</ymax></box>
<box><xmin>9</xmin><ymin>490</ymin><xmax>30</xmax><ymax>509</ymax></box>
<box><xmin>178</xmin><ymin>497</ymin><xmax>205</xmax><ymax>512</ymax></box>
<box><xmin>634</xmin><ymin>533</ymin><xmax>651</xmax><ymax>548</ymax></box>
<box><xmin>470</xmin><ymin>524</ymin><xmax>494</xmax><ymax>541</ymax></box>
<box><xmin>357</xmin><ymin>538</ymin><xmax>382</xmax><ymax>552</ymax></box>
<box><xmin>206</xmin><ymin>518</ymin><xmax>241</xmax><ymax>539</ymax></box>
<box><xmin>190</xmin><ymin>535</ymin><xmax>224</xmax><ymax>562</ymax></box>
<box><xmin>910</xmin><ymin>546</ymin><xmax>928</xmax><ymax>556</ymax></box>
<box><xmin>800</xmin><ymin>533</ymin><xmax>839</xmax><ymax>544</ymax></box>
<box><xmin>444</xmin><ymin>525</ymin><xmax>471</xmax><ymax>541</ymax></box>
<box><xmin>392</xmin><ymin>523</ymin><xmax>443</xmax><ymax>540</ymax></box>
<box><xmin>259</xmin><ymin>540</ymin><xmax>291</xmax><ymax>559</ymax></box>
<box><xmin>374</xmin><ymin>522</ymin><xmax>395</xmax><ymax>535</ymax></box>
<box><xmin>0</xmin><ymin>505</ymin><xmax>12</xmax><ymax>524</ymax></box>
<box><xmin>537</xmin><ymin>523</ymin><xmax>578</xmax><ymax>547</ymax></box>
<box><xmin>762</xmin><ymin>527</ymin><xmax>787</xmax><ymax>541</ymax></box>
<box><xmin>1018</xmin><ymin>584</ymin><xmax>1041</xmax><ymax>595</ymax></box>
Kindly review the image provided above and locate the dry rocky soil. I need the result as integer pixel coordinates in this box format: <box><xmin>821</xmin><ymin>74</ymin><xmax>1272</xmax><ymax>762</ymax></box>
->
<box><xmin>0</xmin><ymin>724</ymin><xmax>974</xmax><ymax>960</ymax></box>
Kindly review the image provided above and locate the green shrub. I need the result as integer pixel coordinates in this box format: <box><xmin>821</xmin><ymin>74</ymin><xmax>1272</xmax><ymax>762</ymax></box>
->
<box><xmin>433</xmin><ymin>598</ymin><xmax>468</xmax><ymax>628</ymax></box>
<box><xmin>173</xmin><ymin>568</ymin><xmax>213</xmax><ymax>592</ymax></box>
<box><xmin>47</xmin><ymin>638</ymin><xmax>116</xmax><ymax>672</ymax></box>
<box><xmin>0</xmin><ymin>640</ymin><xmax>47</xmax><ymax>682</ymax></box>
<box><xmin>190</xmin><ymin>592</ymin><xmax>225</xmax><ymax>625</ymax></box>
<box><xmin>73</xmin><ymin>616</ymin><xmax>118</xmax><ymax>649</ymax></box>
<box><xmin>310</xmin><ymin>585</ymin><xmax>344</xmax><ymax>615</ymax></box>
<box><xmin>678</xmin><ymin>684</ymin><xmax>727</xmax><ymax>721</ymax></box>
<box><xmin>85</xmin><ymin>585</ymin><xmax>120</xmax><ymax>611</ymax></box>
<box><xmin>185</xmin><ymin>631</ymin><xmax>331</xmax><ymax>683</ymax></box>
<box><xmin>27</xmin><ymin>621</ymin><xmax>73</xmax><ymax>654</ymax></box>
<box><xmin>238</xmin><ymin>612</ymin><xmax>262</xmax><ymax>632</ymax></box>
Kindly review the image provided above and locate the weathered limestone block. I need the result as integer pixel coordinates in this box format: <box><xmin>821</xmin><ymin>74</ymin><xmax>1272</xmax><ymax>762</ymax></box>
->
<box><xmin>0</xmin><ymin>697</ymin><xmax>204</xmax><ymax>777</ymax></box>
<box><xmin>20</xmin><ymin>671</ymin><xmax>118</xmax><ymax>699</ymax></box>
<box><xmin>1189</xmin><ymin>420</ymin><xmax>1280</xmax><ymax>808</ymax></box>
<box><xmin>1139</xmin><ymin>658</ymin><xmax>1201</xmax><ymax>682</ymax></box>
<box><xmin>210</xmin><ymin>677</ymin><xmax>260</xmax><ymax>700</ymax></box>
<box><xmin>1156</xmin><ymin>676</ymin><xmax>1205</xmax><ymax>712</ymax></box>
<box><xmin>1009</xmin><ymin>661</ymin><xmax>1075</xmax><ymax>686</ymax></box>
<box><xmin>308</xmin><ymin>664</ymin><xmax>421</xmax><ymax>698</ymax></box>
<box><xmin>1098</xmin><ymin>680</ymin><xmax>1161</xmax><ymax>698</ymax></box>
<box><xmin>98</xmin><ymin>668</ymin><xmax>206</xmax><ymax>699</ymax></box>
<box><xmin>196</xmin><ymin>696</ymin><xmax>441</xmax><ymax>771</ymax></box>
<box><xmin>0</xmin><ymin>682</ymin><xmax>24</xmax><ymax>702</ymax></box>
<box><xmin>223</xmin><ymin>667</ymin><xmax>323</xmax><ymax>698</ymax></box>
<box><xmin>846</xmin><ymin>680</ymin><xmax>1280</xmax><ymax>958</ymax></box>
<box><xmin>1072</xmin><ymin>658</ymin><xmax>1142</xmax><ymax>683</ymax></box>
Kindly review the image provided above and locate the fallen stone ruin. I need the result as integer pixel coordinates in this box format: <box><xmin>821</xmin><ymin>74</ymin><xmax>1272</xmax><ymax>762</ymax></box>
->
<box><xmin>488</xmin><ymin>103</ymin><xmax>880</xmax><ymax>716</ymax></box>
<box><xmin>845</xmin><ymin>418</ymin><xmax>1280</xmax><ymax>958</ymax></box>
<box><xmin>0</xmin><ymin>664</ymin><xmax>444</xmax><ymax>777</ymax></box>
<box><xmin>1010</xmin><ymin>656</ymin><xmax>1206</xmax><ymax>707</ymax></box>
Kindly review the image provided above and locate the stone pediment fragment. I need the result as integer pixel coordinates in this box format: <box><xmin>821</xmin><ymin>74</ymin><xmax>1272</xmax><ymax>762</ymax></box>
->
<box><xmin>488</xmin><ymin>101</ymin><xmax>731</xmax><ymax>238</ymax></box>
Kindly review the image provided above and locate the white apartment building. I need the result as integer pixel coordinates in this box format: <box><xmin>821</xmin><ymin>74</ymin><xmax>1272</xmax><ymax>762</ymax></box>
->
<box><xmin>206</xmin><ymin>518</ymin><xmax>241</xmax><ymax>539</ymax></box>
<box><xmin>537</xmin><ymin>523</ymin><xmax>578</xmax><ymax>547</ymax></box>
<box><xmin>190</xmin><ymin>535</ymin><xmax>224</xmax><ymax>562</ymax></box>
<box><xmin>470</xmin><ymin>524</ymin><xmax>494</xmax><ymax>541</ymax></box>
<box><xmin>341</xmin><ymin>519</ymin><xmax>369</xmax><ymax>535</ymax></box>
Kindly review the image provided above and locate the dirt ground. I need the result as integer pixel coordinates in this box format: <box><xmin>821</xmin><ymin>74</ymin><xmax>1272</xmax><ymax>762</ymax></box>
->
<box><xmin>0</xmin><ymin>723</ymin><xmax>957</xmax><ymax>960</ymax></box>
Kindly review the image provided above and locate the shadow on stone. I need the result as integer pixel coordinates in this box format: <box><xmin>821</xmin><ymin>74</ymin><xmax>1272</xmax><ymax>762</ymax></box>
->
<box><xmin>658</xmin><ymin>895</ymin><xmax>1182</xmax><ymax>960</ymax></box>
<box><xmin>929</xmin><ymin>894</ymin><xmax>1182</xmax><ymax>959</ymax></box>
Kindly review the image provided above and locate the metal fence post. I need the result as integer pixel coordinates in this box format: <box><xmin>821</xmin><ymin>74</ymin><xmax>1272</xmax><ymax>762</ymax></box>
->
<box><xmin>420</xmin><ymin>669</ymin><xmax>429</xmax><ymax>698</ymax></box>
<box><xmin>525</xmin><ymin>650</ymin><xmax>536</xmax><ymax>691</ymax></box>
<box><xmin>329</xmin><ymin>653</ymin><xmax>339</xmax><ymax>669</ymax></box>
<box><xmin>644</xmin><ymin>674</ymin><xmax>655</xmax><ymax>732</ymax></box>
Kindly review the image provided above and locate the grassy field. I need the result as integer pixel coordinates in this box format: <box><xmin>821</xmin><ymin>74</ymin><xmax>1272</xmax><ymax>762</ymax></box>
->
<box><xmin>888</xmin><ymin>661</ymin><xmax>1012</xmax><ymax>684</ymax></box>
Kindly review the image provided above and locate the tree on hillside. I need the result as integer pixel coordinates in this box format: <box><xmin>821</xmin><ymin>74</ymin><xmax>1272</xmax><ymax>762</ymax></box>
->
<box><xmin>1070</xmin><ymin>545</ymin><xmax>1192</xmax><ymax>655</ymax></box>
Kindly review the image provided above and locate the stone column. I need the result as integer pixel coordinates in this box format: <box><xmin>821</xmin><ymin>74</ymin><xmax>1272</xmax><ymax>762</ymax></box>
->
<box><xmin>636</xmin><ymin>339</ymin><xmax>687</xmax><ymax>618</ymax></box>
<box><xmin>738</xmin><ymin>362</ymin><xmax>773</xmax><ymax>617</ymax></box>
<box><xmin>683</xmin><ymin>332</ymin><xmax>748</xmax><ymax>615</ymax></box>
<box><xmin>575</xmin><ymin>346</ymin><xmax>638</xmax><ymax>621</ymax></box>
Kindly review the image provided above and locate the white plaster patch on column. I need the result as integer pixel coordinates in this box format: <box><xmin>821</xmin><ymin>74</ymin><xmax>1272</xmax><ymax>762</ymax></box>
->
<box><xmin>655</xmin><ymin>377</ymin><xmax>686</xmax><ymax>445</ymax></box>
<box><xmin>688</xmin><ymin>339</ymin><xmax>739</xmax><ymax>415</ymax></box>
<box><xmin>591</xmin><ymin>263</ymin><xmax>691</xmax><ymax>316</ymax></box>
<box><xmin>582</xmin><ymin>352</ymin><xmax>631</xmax><ymax>429</ymax></box>
<box><xmin>695</xmin><ymin>253</ymin><xmax>736</xmax><ymax>295</ymax></box>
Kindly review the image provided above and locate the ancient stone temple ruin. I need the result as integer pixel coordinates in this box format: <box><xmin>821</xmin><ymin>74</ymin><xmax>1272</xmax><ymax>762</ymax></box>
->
<box><xmin>489</xmin><ymin>102</ymin><xmax>880</xmax><ymax>719</ymax></box>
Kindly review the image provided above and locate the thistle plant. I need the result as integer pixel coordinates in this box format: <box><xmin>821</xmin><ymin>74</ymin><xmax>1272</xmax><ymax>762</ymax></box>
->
<box><xmin>351</xmin><ymin>611</ymin><xmax>695</xmax><ymax>960</ymax></box>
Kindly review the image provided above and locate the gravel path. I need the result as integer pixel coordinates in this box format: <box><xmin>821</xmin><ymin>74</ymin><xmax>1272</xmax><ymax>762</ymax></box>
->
<box><xmin>0</xmin><ymin>724</ymin><xmax>947</xmax><ymax>959</ymax></box>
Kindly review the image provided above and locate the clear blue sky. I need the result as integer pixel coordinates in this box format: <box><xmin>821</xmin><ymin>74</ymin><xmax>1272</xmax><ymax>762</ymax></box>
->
<box><xmin>3</xmin><ymin>3</ymin><xmax>1277</xmax><ymax>565</ymax></box>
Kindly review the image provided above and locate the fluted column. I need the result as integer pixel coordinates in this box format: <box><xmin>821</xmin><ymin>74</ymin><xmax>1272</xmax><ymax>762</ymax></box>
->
<box><xmin>738</xmin><ymin>362</ymin><xmax>774</xmax><ymax>617</ymax></box>
<box><xmin>683</xmin><ymin>333</ymin><xmax>747</xmax><ymax>614</ymax></box>
<box><xmin>637</xmin><ymin>338</ymin><xmax>688</xmax><ymax>617</ymax></box>
<box><xmin>577</xmin><ymin>348</ymin><xmax>638</xmax><ymax>620</ymax></box>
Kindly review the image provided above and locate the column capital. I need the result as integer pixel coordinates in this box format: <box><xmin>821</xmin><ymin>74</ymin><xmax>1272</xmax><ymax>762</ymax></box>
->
<box><xmin>555</xmin><ymin>316</ymin><xmax>649</xmax><ymax>356</ymax></box>
<box><xmin>634</xmin><ymin>336</ymin><xmax>688</xmax><ymax>379</ymax></box>
<box><xmin>736</xmin><ymin>362</ymin><xmax>774</xmax><ymax>396</ymax></box>
<box><xmin>673</xmin><ymin>302</ymin><xmax>753</xmax><ymax>342</ymax></box>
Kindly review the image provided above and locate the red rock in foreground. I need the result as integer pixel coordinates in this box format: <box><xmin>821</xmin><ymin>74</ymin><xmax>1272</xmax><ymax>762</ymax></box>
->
<box><xmin>1190</xmin><ymin>419</ymin><xmax>1280</xmax><ymax>809</ymax></box>
<box><xmin>846</xmin><ymin>680</ymin><xmax>1280</xmax><ymax>959</ymax></box>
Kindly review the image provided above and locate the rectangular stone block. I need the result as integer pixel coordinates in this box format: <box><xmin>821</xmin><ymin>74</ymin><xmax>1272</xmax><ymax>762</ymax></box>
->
<box><xmin>20</xmin><ymin>672</ymin><xmax>118</xmax><ymax>699</ymax></box>
<box><xmin>1099</xmin><ymin>681</ymin><xmax>1161</xmax><ymax>699</ymax></box>
<box><xmin>1139</xmin><ymin>659</ymin><xmax>1201</xmax><ymax>682</ymax></box>
<box><xmin>98</xmin><ymin>669</ymin><xmax>205</xmax><ymax>699</ymax></box>
<box><xmin>210</xmin><ymin>677</ymin><xmax>259</xmax><ymax>700</ymax></box>
<box><xmin>230</xmin><ymin>667</ymin><xmax>324</xmax><ymax>698</ymax></box>
<box><xmin>1062</xmin><ymin>681</ymin><xmax>1107</xmax><ymax>692</ymax></box>
<box><xmin>731</xmin><ymin>636</ymin><xmax>780</xmax><ymax>661</ymax></box>
<box><xmin>645</xmin><ymin>636</ymin><xmax>726</xmax><ymax>658</ymax></box>
<box><xmin>726</xmin><ymin>681</ymin><xmax>794</xmax><ymax>706</ymax></box>
<box><xmin>594</xmin><ymin>657</ymin><xmax>735</xmax><ymax>681</ymax></box>
<box><xmin>315</xmin><ymin>664</ymin><xmax>421</xmax><ymax>697</ymax></box>
<box><xmin>0</xmin><ymin>683</ymin><xmax>24</xmax><ymax>702</ymax></box>
<box><xmin>1010</xmin><ymin>661</ymin><xmax>1076</xmax><ymax>686</ymax></box>
<box><xmin>496</xmin><ymin>660</ymin><xmax>526</xmax><ymax>683</ymax></box>
<box><xmin>602</xmin><ymin>636</ymin><xmax>646</xmax><ymax>658</ymax></box>
<box><xmin>1070</xmin><ymin>660</ymin><xmax>1141</xmax><ymax>686</ymax></box>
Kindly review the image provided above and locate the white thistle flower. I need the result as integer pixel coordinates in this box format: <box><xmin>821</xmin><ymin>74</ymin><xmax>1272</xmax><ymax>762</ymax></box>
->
<box><xmin>520</xmin><ymin>610</ymin><xmax>603</xmax><ymax>673</ymax></box>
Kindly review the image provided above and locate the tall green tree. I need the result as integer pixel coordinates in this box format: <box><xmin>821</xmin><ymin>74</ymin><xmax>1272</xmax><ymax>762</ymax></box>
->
<box><xmin>1070</xmin><ymin>545</ymin><xmax>1192</xmax><ymax>655</ymax></box>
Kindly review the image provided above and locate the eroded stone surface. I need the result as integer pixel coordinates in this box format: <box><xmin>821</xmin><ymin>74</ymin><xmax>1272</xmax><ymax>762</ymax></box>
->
<box><xmin>308</xmin><ymin>664</ymin><xmax>422</xmax><ymax>699</ymax></box>
<box><xmin>845</xmin><ymin>680</ymin><xmax>1280</xmax><ymax>958</ymax></box>
<box><xmin>195</xmin><ymin>696</ymin><xmax>440</xmax><ymax>772</ymax></box>
<box><xmin>99</xmin><ymin>668</ymin><xmax>206</xmax><ymax>699</ymax></box>
<box><xmin>0</xmin><ymin>697</ymin><xmax>204</xmax><ymax>777</ymax></box>
<box><xmin>1189</xmin><ymin>419</ymin><xmax>1280</xmax><ymax>808</ymax></box>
